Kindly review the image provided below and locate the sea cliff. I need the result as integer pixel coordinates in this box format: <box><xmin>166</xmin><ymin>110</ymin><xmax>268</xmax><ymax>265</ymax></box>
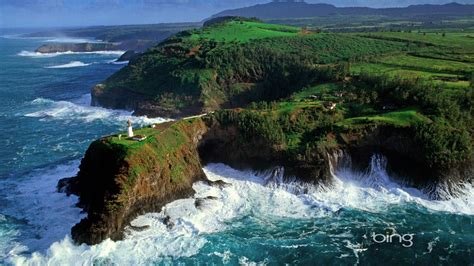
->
<box><xmin>60</xmin><ymin>119</ymin><xmax>208</xmax><ymax>244</ymax></box>
<box><xmin>61</xmin><ymin>109</ymin><xmax>472</xmax><ymax>244</ymax></box>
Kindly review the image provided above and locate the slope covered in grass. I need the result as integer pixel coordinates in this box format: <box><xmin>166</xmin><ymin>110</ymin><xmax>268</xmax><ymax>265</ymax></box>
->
<box><xmin>189</xmin><ymin>20</ymin><xmax>301</xmax><ymax>43</ymax></box>
<box><xmin>96</xmin><ymin>17</ymin><xmax>403</xmax><ymax>117</ymax></box>
<box><xmin>352</xmin><ymin>31</ymin><xmax>474</xmax><ymax>89</ymax></box>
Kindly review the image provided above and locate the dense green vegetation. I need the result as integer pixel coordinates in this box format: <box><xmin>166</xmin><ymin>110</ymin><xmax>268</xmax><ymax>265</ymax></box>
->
<box><xmin>208</xmin><ymin>73</ymin><xmax>473</xmax><ymax>169</ymax></box>
<box><xmin>268</xmin><ymin>16</ymin><xmax>474</xmax><ymax>33</ymax></box>
<box><xmin>101</xmin><ymin>18</ymin><xmax>402</xmax><ymax>113</ymax></box>
<box><xmin>100</xmin><ymin>17</ymin><xmax>473</xmax><ymax>171</ymax></box>
<box><xmin>63</xmin><ymin>9</ymin><xmax>474</xmax><ymax>247</ymax></box>
<box><xmin>343</xmin><ymin>74</ymin><xmax>473</xmax><ymax>167</ymax></box>
<box><xmin>350</xmin><ymin>31</ymin><xmax>474</xmax><ymax>90</ymax></box>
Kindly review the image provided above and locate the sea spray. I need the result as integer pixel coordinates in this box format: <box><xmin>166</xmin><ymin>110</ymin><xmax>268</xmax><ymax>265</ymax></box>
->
<box><xmin>17</xmin><ymin>50</ymin><xmax>125</xmax><ymax>58</ymax></box>
<box><xmin>8</xmin><ymin>161</ymin><xmax>474</xmax><ymax>264</ymax></box>
<box><xmin>23</xmin><ymin>96</ymin><xmax>169</xmax><ymax>125</ymax></box>
<box><xmin>332</xmin><ymin>154</ymin><xmax>474</xmax><ymax>215</ymax></box>
<box><xmin>45</xmin><ymin>61</ymin><xmax>92</xmax><ymax>69</ymax></box>
<box><xmin>0</xmin><ymin>161</ymin><xmax>84</xmax><ymax>261</ymax></box>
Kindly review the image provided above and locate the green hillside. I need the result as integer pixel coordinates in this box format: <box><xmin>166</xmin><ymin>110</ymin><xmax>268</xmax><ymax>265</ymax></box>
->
<box><xmin>59</xmin><ymin>7</ymin><xmax>474</xmax><ymax>248</ymax></box>
<box><xmin>95</xmin><ymin>17</ymin><xmax>473</xmax><ymax>179</ymax></box>
<box><xmin>97</xmin><ymin>18</ymin><xmax>403</xmax><ymax>115</ymax></box>
<box><xmin>189</xmin><ymin>20</ymin><xmax>301</xmax><ymax>42</ymax></box>
<box><xmin>350</xmin><ymin>31</ymin><xmax>474</xmax><ymax>89</ymax></box>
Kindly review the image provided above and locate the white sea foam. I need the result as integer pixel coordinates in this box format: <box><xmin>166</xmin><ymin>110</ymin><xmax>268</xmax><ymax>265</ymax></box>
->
<box><xmin>18</xmin><ymin>50</ymin><xmax>125</xmax><ymax>58</ymax></box>
<box><xmin>45</xmin><ymin>61</ymin><xmax>92</xmax><ymax>69</ymax></box>
<box><xmin>23</xmin><ymin>96</ymin><xmax>168</xmax><ymax>126</ymax></box>
<box><xmin>8</xmin><ymin>159</ymin><xmax>474</xmax><ymax>265</ymax></box>
<box><xmin>7</xmin><ymin>164</ymin><xmax>325</xmax><ymax>265</ymax></box>
<box><xmin>328</xmin><ymin>155</ymin><xmax>474</xmax><ymax>215</ymax></box>
<box><xmin>0</xmin><ymin>161</ymin><xmax>84</xmax><ymax>261</ymax></box>
<box><xmin>109</xmin><ymin>60</ymin><xmax>129</xmax><ymax>65</ymax></box>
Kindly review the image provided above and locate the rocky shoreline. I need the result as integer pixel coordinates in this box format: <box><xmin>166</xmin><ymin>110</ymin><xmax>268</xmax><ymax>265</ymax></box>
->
<box><xmin>35</xmin><ymin>43</ymin><xmax>121</xmax><ymax>53</ymax></box>
<box><xmin>34</xmin><ymin>43</ymin><xmax>146</xmax><ymax>62</ymax></box>
<box><xmin>59</xmin><ymin>112</ymin><xmax>473</xmax><ymax>245</ymax></box>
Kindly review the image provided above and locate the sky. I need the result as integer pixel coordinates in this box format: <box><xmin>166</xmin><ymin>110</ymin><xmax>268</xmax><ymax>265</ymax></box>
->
<box><xmin>1</xmin><ymin>0</ymin><xmax>473</xmax><ymax>28</ymax></box>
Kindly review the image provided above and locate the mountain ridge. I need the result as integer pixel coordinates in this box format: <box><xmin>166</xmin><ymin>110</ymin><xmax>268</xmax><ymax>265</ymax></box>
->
<box><xmin>211</xmin><ymin>2</ymin><xmax>474</xmax><ymax>19</ymax></box>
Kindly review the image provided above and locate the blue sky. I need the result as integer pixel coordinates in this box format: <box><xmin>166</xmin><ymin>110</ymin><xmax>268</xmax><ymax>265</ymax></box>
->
<box><xmin>1</xmin><ymin>0</ymin><xmax>472</xmax><ymax>28</ymax></box>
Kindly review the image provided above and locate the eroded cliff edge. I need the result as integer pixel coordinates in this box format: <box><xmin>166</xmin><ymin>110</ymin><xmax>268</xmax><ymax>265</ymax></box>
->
<box><xmin>60</xmin><ymin>111</ymin><xmax>472</xmax><ymax>245</ymax></box>
<box><xmin>60</xmin><ymin>119</ymin><xmax>208</xmax><ymax>244</ymax></box>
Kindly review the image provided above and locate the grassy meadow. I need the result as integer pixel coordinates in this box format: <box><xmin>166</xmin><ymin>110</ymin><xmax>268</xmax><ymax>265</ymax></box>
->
<box><xmin>351</xmin><ymin>31</ymin><xmax>474</xmax><ymax>89</ymax></box>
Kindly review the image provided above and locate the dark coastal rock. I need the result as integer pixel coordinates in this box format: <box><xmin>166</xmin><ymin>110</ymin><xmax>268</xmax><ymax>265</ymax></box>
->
<box><xmin>61</xmin><ymin>116</ymin><xmax>333</xmax><ymax>245</ymax></box>
<box><xmin>337</xmin><ymin>125</ymin><xmax>474</xmax><ymax>189</ymax></box>
<box><xmin>204</xmin><ymin>179</ymin><xmax>230</xmax><ymax>188</ymax></box>
<box><xmin>57</xmin><ymin>177</ymin><xmax>80</xmax><ymax>196</ymax></box>
<box><xmin>340</xmin><ymin>126</ymin><xmax>430</xmax><ymax>182</ymax></box>
<box><xmin>128</xmin><ymin>224</ymin><xmax>150</xmax><ymax>232</ymax></box>
<box><xmin>91</xmin><ymin>84</ymin><xmax>146</xmax><ymax>111</ymax></box>
<box><xmin>198</xmin><ymin>118</ymin><xmax>334</xmax><ymax>185</ymax></box>
<box><xmin>194</xmin><ymin>196</ymin><xmax>219</xmax><ymax>209</ymax></box>
<box><xmin>163</xmin><ymin>215</ymin><xmax>175</xmax><ymax>229</ymax></box>
<box><xmin>35</xmin><ymin>43</ymin><xmax>119</xmax><ymax>53</ymax></box>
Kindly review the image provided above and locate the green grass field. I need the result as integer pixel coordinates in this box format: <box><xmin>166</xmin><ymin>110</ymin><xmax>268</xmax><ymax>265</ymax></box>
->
<box><xmin>351</xmin><ymin>62</ymin><xmax>469</xmax><ymax>89</ymax></box>
<box><xmin>350</xmin><ymin>31</ymin><xmax>474</xmax><ymax>89</ymax></box>
<box><xmin>361</xmin><ymin>31</ymin><xmax>474</xmax><ymax>48</ymax></box>
<box><xmin>338</xmin><ymin>108</ymin><xmax>429</xmax><ymax>127</ymax></box>
<box><xmin>189</xmin><ymin>21</ymin><xmax>303</xmax><ymax>43</ymax></box>
<box><xmin>291</xmin><ymin>83</ymin><xmax>341</xmax><ymax>101</ymax></box>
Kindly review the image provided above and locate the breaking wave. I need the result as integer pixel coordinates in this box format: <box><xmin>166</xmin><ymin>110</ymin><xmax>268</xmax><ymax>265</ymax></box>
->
<box><xmin>327</xmin><ymin>154</ymin><xmax>474</xmax><ymax>215</ymax></box>
<box><xmin>6</xmin><ymin>156</ymin><xmax>474</xmax><ymax>265</ymax></box>
<box><xmin>17</xmin><ymin>50</ymin><xmax>125</xmax><ymax>58</ymax></box>
<box><xmin>0</xmin><ymin>161</ymin><xmax>84</xmax><ymax>262</ymax></box>
<box><xmin>45</xmin><ymin>61</ymin><xmax>92</xmax><ymax>69</ymax></box>
<box><xmin>23</xmin><ymin>96</ymin><xmax>168</xmax><ymax>126</ymax></box>
<box><xmin>108</xmin><ymin>60</ymin><xmax>129</xmax><ymax>65</ymax></box>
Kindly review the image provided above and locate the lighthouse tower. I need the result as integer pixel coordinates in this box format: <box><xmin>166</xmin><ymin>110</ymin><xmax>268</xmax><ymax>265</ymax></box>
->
<box><xmin>127</xmin><ymin>119</ymin><xmax>134</xmax><ymax>137</ymax></box>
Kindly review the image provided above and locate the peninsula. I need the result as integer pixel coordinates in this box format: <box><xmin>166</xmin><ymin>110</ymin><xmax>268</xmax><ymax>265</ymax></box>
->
<box><xmin>61</xmin><ymin>17</ymin><xmax>473</xmax><ymax>245</ymax></box>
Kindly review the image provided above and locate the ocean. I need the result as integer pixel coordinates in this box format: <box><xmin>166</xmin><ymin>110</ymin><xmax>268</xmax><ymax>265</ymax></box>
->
<box><xmin>0</xmin><ymin>35</ymin><xmax>472</xmax><ymax>265</ymax></box>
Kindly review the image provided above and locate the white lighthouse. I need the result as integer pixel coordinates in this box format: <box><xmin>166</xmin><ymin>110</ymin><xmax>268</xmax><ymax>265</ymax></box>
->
<box><xmin>127</xmin><ymin>119</ymin><xmax>134</xmax><ymax>137</ymax></box>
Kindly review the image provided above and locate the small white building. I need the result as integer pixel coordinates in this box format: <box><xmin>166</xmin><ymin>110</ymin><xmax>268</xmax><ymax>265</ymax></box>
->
<box><xmin>127</xmin><ymin>119</ymin><xmax>134</xmax><ymax>137</ymax></box>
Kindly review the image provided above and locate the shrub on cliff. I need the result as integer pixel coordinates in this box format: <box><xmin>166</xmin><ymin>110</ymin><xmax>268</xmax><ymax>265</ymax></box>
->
<box><xmin>414</xmin><ymin>121</ymin><xmax>472</xmax><ymax>168</ymax></box>
<box><xmin>345</xmin><ymin>73</ymin><xmax>473</xmax><ymax>167</ymax></box>
<box><xmin>213</xmin><ymin>110</ymin><xmax>285</xmax><ymax>146</ymax></box>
